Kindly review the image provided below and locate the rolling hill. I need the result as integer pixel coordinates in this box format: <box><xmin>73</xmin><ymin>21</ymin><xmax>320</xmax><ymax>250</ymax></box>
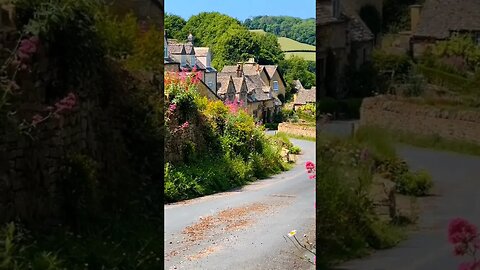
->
<box><xmin>250</xmin><ymin>29</ymin><xmax>315</xmax><ymax>61</ymax></box>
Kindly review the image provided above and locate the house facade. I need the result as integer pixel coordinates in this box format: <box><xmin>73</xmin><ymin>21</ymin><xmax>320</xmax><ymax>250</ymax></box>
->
<box><xmin>216</xmin><ymin>74</ymin><xmax>236</xmax><ymax>102</ymax></box>
<box><xmin>410</xmin><ymin>0</ymin><xmax>480</xmax><ymax>58</ymax></box>
<box><xmin>317</xmin><ymin>0</ymin><xmax>374</xmax><ymax>98</ymax></box>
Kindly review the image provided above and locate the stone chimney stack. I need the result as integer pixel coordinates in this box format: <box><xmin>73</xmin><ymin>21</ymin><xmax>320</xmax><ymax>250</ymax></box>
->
<box><xmin>410</xmin><ymin>5</ymin><xmax>422</xmax><ymax>33</ymax></box>
<box><xmin>332</xmin><ymin>0</ymin><xmax>341</xmax><ymax>19</ymax></box>
<box><xmin>187</xmin><ymin>33</ymin><xmax>194</xmax><ymax>45</ymax></box>
<box><xmin>236</xmin><ymin>64</ymin><xmax>243</xmax><ymax>77</ymax></box>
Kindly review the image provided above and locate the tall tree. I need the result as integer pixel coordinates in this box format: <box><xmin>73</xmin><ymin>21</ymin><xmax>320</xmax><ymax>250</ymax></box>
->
<box><xmin>253</xmin><ymin>32</ymin><xmax>284</xmax><ymax>65</ymax></box>
<box><xmin>212</xmin><ymin>26</ymin><xmax>260</xmax><ymax>70</ymax></box>
<box><xmin>164</xmin><ymin>13</ymin><xmax>186</xmax><ymax>38</ymax></box>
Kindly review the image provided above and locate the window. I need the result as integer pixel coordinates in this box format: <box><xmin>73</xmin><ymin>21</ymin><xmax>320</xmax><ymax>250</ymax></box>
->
<box><xmin>181</xmin><ymin>55</ymin><xmax>186</xmax><ymax>67</ymax></box>
<box><xmin>273</xmin><ymin>81</ymin><xmax>279</xmax><ymax>91</ymax></box>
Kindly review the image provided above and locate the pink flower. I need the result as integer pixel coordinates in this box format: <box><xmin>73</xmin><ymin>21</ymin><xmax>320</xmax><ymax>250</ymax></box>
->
<box><xmin>181</xmin><ymin>121</ymin><xmax>189</xmax><ymax>129</ymax></box>
<box><xmin>308</xmin><ymin>174</ymin><xmax>316</xmax><ymax>180</ymax></box>
<box><xmin>169</xmin><ymin>103</ymin><xmax>176</xmax><ymax>112</ymax></box>
<box><xmin>454</xmin><ymin>244</ymin><xmax>468</xmax><ymax>256</ymax></box>
<box><xmin>31</xmin><ymin>114</ymin><xmax>43</xmax><ymax>126</ymax></box>
<box><xmin>305</xmin><ymin>161</ymin><xmax>315</xmax><ymax>171</ymax></box>
<box><xmin>449</xmin><ymin>218</ymin><xmax>478</xmax><ymax>244</ymax></box>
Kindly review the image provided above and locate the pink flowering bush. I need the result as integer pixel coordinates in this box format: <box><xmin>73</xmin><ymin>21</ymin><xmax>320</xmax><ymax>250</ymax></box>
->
<box><xmin>448</xmin><ymin>218</ymin><xmax>480</xmax><ymax>270</ymax></box>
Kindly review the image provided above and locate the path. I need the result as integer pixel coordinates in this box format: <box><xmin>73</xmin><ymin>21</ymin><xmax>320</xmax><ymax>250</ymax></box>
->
<box><xmin>321</xmin><ymin>121</ymin><xmax>480</xmax><ymax>270</ymax></box>
<box><xmin>164</xmin><ymin>138</ymin><xmax>316</xmax><ymax>270</ymax></box>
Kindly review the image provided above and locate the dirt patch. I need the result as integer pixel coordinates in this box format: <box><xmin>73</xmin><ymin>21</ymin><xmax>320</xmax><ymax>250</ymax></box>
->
<box><xmin>183</xmin><ymin>216</ymin><xmax>216</xmax><ymax>242</ymax></box>
<box><xmin>188</xmin><ymin>245</ymin><xmax>223</xmax><ymax>261</ymax></box>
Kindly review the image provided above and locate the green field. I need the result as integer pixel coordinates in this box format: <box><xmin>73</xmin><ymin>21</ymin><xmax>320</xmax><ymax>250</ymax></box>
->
<box><xmin>250</xmin><ymin>29</ymin><xmax>316</xmax><ymax>61</ymax></box>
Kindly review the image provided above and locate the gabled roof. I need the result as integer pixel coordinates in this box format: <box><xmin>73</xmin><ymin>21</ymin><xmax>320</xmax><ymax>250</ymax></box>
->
<box><xmin>263</xmin><ymin>65</ymin><xmax>287</xmax><ymax>88</ymax></box>
<box><xmin>232</xmin><ymin>76</ymin><xmax>246</xmax><ymax>94</ymax></box>
<box><xmin>316</xmin><ymin>0</ymin><xmax>373</xmax><ymax>42</ymax></box>
<box><xmin>294</xmin><ymin>88</ymin><xmax>316</xmax><ymax>105</ymax></box>
<box><xmin>216</xmin><ymin>74</ymin><xmax>233</xmax><ymax>95</ymax></box>
<box><xmin>414</xmin><ymin>0</ymin><xmax>480</xmax><ymax>39</ymax></box>
<box><xmin>194</xmin><ymin>47</ymin><xmax>210</xmax><ymax>57</ymax></box>
<box><xmin>221</xmin><ymin>64</ymin><xmax>266</xmax><ymax>77</ymax></box>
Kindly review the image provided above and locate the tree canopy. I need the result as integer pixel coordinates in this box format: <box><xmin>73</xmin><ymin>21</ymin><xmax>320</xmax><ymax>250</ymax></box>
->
<box><xmin>244</xmin><ymin>16</ymin><xmax>315</xmax><ymax>46</ymax></box>
<box><xmin>164</xmin><ymin>13</ymin><xmax>186</xmax><ymax>38</ymax></box>
<box><xmin>278</xmin><ymin>55</ymin><xmax>316</xmax><ymax>101</ymax></box>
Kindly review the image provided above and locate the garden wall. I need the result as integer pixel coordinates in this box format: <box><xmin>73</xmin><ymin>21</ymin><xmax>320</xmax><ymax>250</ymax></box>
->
<box><xmin>360</xmin><ymin>95</ymin><xmax>480</xmax><ymax>144</ymax></box>
<box><xmin>278</xmin><ymin>122</ymin><xmax>316</xmax><ymax>138</ymax></box>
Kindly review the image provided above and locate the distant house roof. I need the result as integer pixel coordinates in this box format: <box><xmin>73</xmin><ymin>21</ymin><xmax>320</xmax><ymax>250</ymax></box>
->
<box><xmin>194</xmin><ymin>47</ymin><xmax>209</xmax><ymax>57</ymax></box>
<box><xmin>294</xmin><ymin>88</ymin><xmax>316</xmax><ymax>105</ymax></box>
<box><xmin>294</xmin><ymin>80</ymin><xmax>304</xmax><ymax>90</ymax></box>
<box><xmin>222</xmin><ymin>64</ymin><xmax>266</xmax><ymax>77</ymax></box>
<box><xmin>263</xmin><ymin>64</ymin><xmax>287</xmax><ymax>88</ymax></box>
<box><xmin>244</xmin><ymin>75</ymin><xmax>264</xmax><ymax>94</ymax></box>
<box><xmin>316</xmin><ymin>1</ymin><xmax>373</xmax><ymax>42</ymax></box>
<box><xmin>231</xmin><ymin>76</ymin><xmax>245</xmax><ymax>94</ymax></box>
<box><xmin>216</xmin><ymin>74</ymin><xmax>233</xmax><ymax>95</ymax></box>
<box><xmin>414</xmin><ymin>0</ymin><xmax>480</xmax><ymax>39</ymax></box>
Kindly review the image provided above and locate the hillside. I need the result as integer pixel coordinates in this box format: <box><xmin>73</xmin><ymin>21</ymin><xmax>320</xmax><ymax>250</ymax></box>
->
<box><xmin>244</xmin><ymin>15</ymin><xmax>315</xmax><ymax>45</ymax></box>
<box><xmin>250</xmin><ymin>30</ymin><xmax>315</xmax><ymax>61</ymax></box>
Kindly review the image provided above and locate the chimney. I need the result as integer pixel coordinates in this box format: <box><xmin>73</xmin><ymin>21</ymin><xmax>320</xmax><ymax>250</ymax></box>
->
<box><xmin>332</xmin><ymin>0</ymin><xmax>341</xmax><ymax>19</ymax></box>
<box><xmin>187</xmin><ymin>33</ymin><xmax>194</xmax><ymax>45</ymax></box>
<box><xmin>236</xmin><ymin>64</ymin><xmax>243</xmax><ymax>77</ymax></box>
<box><xmin>410</xmin><ymin>5</ymin><xmax>422</xmax><ymax>33</ymax></box>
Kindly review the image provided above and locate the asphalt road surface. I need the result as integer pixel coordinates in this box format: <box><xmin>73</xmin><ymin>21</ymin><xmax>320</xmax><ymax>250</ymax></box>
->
<box><xmin>164</xmin><ymin>138</ymin><xmax>316</xmax><ymax>270</ymax></box>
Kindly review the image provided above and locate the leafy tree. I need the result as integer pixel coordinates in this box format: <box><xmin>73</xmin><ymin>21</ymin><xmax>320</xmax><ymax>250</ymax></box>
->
<box><xmin>278</xmin><ymin>55</ymin><xmax>316</xmax><ymax>101</ymax></box>
<box><xmin>164</xmin><ymin>13</ymin><xmax>186</xmax><ymax>39</ymax></box>
<box><xmin>179</xmin><ymin>12</ymin><xmax>242</xmax><ymax>46</ymax></box>
<box><xmin>359</xmin><ymin>5</ymin><xmax>381</xmax><ymax>38</ymax></box>
<box><xmin>212</xmin><ymin>26</ymin><xmax>260</xmax><ymax>70</ymax></box>
<box><xmin>253</xmin><ymin>32</ymin><xmax>284</xmax><ymax>65</ymax></box>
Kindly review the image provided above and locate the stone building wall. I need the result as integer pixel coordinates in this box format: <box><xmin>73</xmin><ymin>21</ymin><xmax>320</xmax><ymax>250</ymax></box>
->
<box><xmin>360</xmin><ymin>95</ymin><xmax>480</xmax><ymax>144</ymax></box>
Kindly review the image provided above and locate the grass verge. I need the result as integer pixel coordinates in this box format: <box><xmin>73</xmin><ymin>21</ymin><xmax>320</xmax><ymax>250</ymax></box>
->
<box><xmin>357</xmin><ymin>125</ymin><xmax>480</xmax><ymax>157</ymax></box>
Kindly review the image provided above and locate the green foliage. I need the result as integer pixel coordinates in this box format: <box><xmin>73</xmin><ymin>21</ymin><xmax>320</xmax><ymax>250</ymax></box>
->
<box><xmin>244</xmin><ymin>16</ymin><xmax>315</xmax><ymax>45</ymax></box>
<box><xmin>296</xmin><ymin>103</ymin><xmax>316</xmax><ymax>122</ymax></box>
<box><xmin>278</xmin><ymin>55</ymin><xmax>316</xmax><ymax>101</ymax></box>
<box><xmin>373</xmin><ymin>50</ymin><xmax>412</xmax><ymax>76</ymax></box>
<box><xmin>125</xmin><ymin>26</ymin><xmax>164</xmax><ymax>72</ymax></box>
<box><xmin>403</xmin><ymin>68</ymin><xmax>425</xmax><ymax>97</ymax></box>
<box><xmin>212</xmin><ymin>26</ymin><xmax>261</xmax><ymax>69</ymax></box>
<box><xmin>382</xmin><ymin>0</ymin><xmax>421</xmax><ymax>33</ymax></box>
<box><xmin>432</xmin><ymin>34</ymin><xmax>480</xmax><ymax>70</ymax></box>
<box><xmin>252</xmin><ymin>32</ymin><xmax>285</xmax><ymax>65</ymax></box>
<box><xmin>316</xmin><ymin>138</ymin><xmax>404</xmax><ymax>266</ymax></box>
<box><xmin>289</xmin><ymin>145</ymin><xmax>301</xmax><ymax>154</ymax></box>
<box><xmin>416</xmin><ymin>64</ymin><xmax>471</xmax><ymax>93</ymax></box>
<box><xmin>95</xmin><ymin>12</ymin><xmax>138</xmax><ymax>59</ymax></box>
<box><xmin>164</xmin><ymin>13</ymin><xmax>186</xmax><ymax>38</ymax></box>
<box><xmin>395</xmin><ymin>170</ymin><xmax>433</xmax><ymax>196</ymax></box>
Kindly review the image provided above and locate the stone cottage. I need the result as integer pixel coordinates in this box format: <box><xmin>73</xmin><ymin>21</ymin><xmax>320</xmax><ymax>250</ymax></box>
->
<box><xmin>317</xmin><ymin>0</ymin><xmax>375</xmax><ymax>98</ymax></box>
<box><xmin>410</xmin><ymin>0</ymin><xmax>480</xmax><ymax>58</ymax></box>
<box><xmin>216</xmin><ymin>74</ymin><xmax>236</xmax><ymax>102</ymax></box>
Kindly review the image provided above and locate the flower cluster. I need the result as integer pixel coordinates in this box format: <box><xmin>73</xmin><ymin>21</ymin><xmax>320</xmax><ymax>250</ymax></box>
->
<box><xmin>31</xmin><ymin>92</ymin><xmax>77</xmax><ymax>127</ymax></box>
<box><xmin>16</xmin><ymin>36</ymin><xmax>40</xmax><ymax>70</ymax></box>
<box><xmin>305</xmin><ymin>161</ymin><xmax>316</xmax><ymax>180</ymax></box>
<box><xmin>448</xmin><ymin>218</ymin><xmax>480</xmax><ymax>270</ymax></box>
<box><xmin>224</xmin><ymin>98</ymin><xmax>245</xmax><ymax>114</ymax></box>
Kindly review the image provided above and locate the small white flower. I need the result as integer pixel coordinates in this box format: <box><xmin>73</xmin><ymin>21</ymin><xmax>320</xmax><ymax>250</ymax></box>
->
<box><xmin>288</xmin><ymin>230</ymin><xmax>297</xmax><ymax>237</ymax></box>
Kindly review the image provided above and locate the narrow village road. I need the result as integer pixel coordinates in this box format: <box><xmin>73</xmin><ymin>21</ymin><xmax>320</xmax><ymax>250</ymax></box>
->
<box><xmin>337</xmin><ymin>145</ymin><xmax>480</xmax><ymax>270</ymax></box>
<box><xmin>164</xmin><ymin>138</ymin><xmax>316</xmax><ymax>270</ymax></box>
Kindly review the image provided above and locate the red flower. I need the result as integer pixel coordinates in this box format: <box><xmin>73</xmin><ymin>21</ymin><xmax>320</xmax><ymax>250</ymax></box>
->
<box><xmin>449</xmin><ymin>218</ymin><xmax>478</xmax><ymax>245</ymax></box>
<box><xmin>305</xmin><ymin>161</ymin><xmax>315</xmax><ymax>171</ymax></box>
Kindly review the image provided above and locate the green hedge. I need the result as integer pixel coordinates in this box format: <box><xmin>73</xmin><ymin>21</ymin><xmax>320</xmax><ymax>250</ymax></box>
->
<box><xmin>416</xmin><ymin>64</ymin><xmax>471</xmax><ymax>92</ymax></box>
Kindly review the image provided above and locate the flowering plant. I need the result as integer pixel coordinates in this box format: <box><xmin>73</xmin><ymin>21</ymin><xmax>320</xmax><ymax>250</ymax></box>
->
<box><xmin>448</xmin><ymin>218</ymin><xmax>480</xmax><ymax>270</ymax></box>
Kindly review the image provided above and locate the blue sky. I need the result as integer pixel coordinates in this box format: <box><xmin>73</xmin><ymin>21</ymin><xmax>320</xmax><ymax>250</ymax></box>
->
<box><xmin>165</xmin><ymin>0</ymin><xmax>315</xmax><ymax>21</ymax></box>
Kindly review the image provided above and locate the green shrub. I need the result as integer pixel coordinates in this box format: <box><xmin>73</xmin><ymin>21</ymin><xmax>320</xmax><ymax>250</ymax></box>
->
<box><xmin>289</xmin><ymin>145</ymin><xmax>301</xmax><ymax>154</ymax></box>
<box><xmin>373</xmin><ymin>50</ymin><xmax>411</xmax><ymax>77</ymax></box>
<box><xmin>396</xmin><ymin>170</ymin><xmax>433</xmax><ymax>196</ymax></box>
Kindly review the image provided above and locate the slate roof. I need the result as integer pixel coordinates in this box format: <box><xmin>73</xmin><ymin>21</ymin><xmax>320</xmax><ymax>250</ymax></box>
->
<box><xmin>216</xmin><ymin>74</ymin><xmax>232</xmax><ymax>95</ymax></box>
<box><xmin>316</xmin><ymin>0</ymin><xmax>373</xmax><ymax>42</ymax></box>
<box><xmin>295</xmin><ymin>88</ymin><xmax>316</xmax><ymax>105</ymax></box>
<box><xmin>244</xmin><ymin>75</ymin><xmax>264</xmax><ymax>94</ymax></box>
<box><xmin>221</xmin><ymin>64</ymin><xmax>264</xmax><ymax>76</ymax></box>
<box><xmin>232</xmin><ymin>76</ymin><xmax>245</xmax><ymax>94</ymax></box>
<box><xmin>414</xmin><ymin>0</ymin><xmax>480</xmax><ymax>39</ymax></box>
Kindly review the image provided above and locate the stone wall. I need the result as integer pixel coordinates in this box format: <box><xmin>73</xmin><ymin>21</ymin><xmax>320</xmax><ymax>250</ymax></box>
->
<box><xmin>278</xmin><ymin>122</ymin><xmax>316</xmax><ymax>138</ymax></box>
<box><xmin>360</xmin><ymin>95</ymin><xmax>480</xmax><ymax>144</ymax></box>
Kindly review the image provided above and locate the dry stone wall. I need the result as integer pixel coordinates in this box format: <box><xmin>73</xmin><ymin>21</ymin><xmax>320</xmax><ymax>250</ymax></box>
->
<box><xmin>360</xmin><ymin>95</ymin><xmax>480</xmax><ymax>144</ymax></box>
<box><xmin>278</xmin><ymin>122</ymin><xmax>316</xmax><ymax>138</ymax></box>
